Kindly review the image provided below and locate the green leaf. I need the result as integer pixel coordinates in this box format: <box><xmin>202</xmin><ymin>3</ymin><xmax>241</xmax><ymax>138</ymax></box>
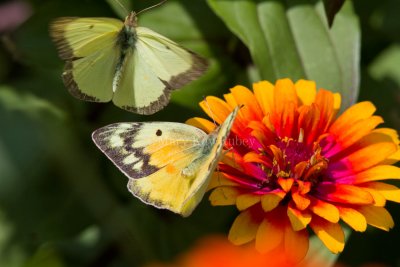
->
<box><xmin>0</xmin><ymin>86</ymin><xmax>65</xmax><ymax>119</ymax></box>
<box><xmin>369</xmin><ymin>44</ymin><xmax>400</xmax><ymax>85</ymax></box>
<box><xmin>207</xmin><ymin>0</ymin><xmax>360</xmax><ymax>108</ymax></box>
<box><xmin>323</xmin><ymin>0</ymin><xmax>346</xmax><ymax>27</ymax></box>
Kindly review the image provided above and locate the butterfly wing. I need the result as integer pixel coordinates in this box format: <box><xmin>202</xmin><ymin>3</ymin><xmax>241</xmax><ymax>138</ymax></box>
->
<box><xmin>92</xmin><ymin>122</ymin><xmax>208</xmax><ymax>215</ymax></box>
<box><xmin>179</xmin><ymin>106</ymin><xmax>239</xmax><ymax>215</ymax></box>
<box><xmin>112</xmin><ymin>48</ymin><xmax>170</xmax><ymax>114</ymax></box>
<box><xmin>92</xmin><ymin>108</ymin><xmax>238</xmax><ymax>216</ymax></box>
<box><xmin>112</xmin><ymin>26</ymin><xmax>209</xmax><ymax>114</ymax></box>
<box><xmin>50</xmin><ymin>17</ymin><xmax>123</xmax><ymax>101</ymax></box>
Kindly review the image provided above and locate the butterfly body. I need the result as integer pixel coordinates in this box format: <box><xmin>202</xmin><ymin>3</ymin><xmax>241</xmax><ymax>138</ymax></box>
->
<box><xmin>113</xmin><ymin>12</ymin><xmax>137</xmax><ymax>92</ymax></box>
<box><xmin>50</xmin><ymin>10</ymin><xmax>208</xmax><ymax>114</ymax></box>
<box><xmin>92</xmin><ymin>107</ymin><xmax>239</xmax><ymax>216</ymax></box>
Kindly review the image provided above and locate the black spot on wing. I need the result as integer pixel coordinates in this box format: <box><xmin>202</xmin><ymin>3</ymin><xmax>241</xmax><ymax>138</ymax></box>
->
<box><xmin>156</xmin><ymin>129</ymin><xmax>162</xmax><ymax>136</ymax></box>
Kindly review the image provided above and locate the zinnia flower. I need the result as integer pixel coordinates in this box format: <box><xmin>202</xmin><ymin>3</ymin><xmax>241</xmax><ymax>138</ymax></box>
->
<box><xmin>186</xmin><ymin>78</ymin><xmax>400</xmax><ymax>263</ymax></box>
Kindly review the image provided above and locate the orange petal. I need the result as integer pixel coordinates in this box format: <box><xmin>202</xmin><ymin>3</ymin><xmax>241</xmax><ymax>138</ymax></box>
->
<box><xmin>297</xmin><ymin>104</ymin><xmax>321</xmax><ymax>145</ymax></box>
<box><xmin>278</xmin><ymin>177</ymin><xmax>294</xmax><ymax>192</ymax></box>
<box><xmin>274</xmin><ymin>78</ymin><xmax>298</xmax><ymax>110</ymax></box>
<box><xmin>310</xmin><ymin>217</ymin><xmax>345</xmax><ymax>254</ymax></box>
<box><xmin>209</xmin><ymin>187</ymin><xmax>240</xmax><ymax>206</ymax></box>
<box><xmin>243</xmin><ymin>152</ymin><xmax>270</xmax><ymax>166</ymax></box>
<box><xmin>284</xmin><ymin>225</ymin><xmax>309</xmax><ymax>263</ymax></box>
<box><xmin>228</xmin><ymin>209</ymin><xmax>260</xmax><ymax>245</ymax></box>
<box><xmin>185</xmin><ymin>117</ymin><xmax>216</xmax><ymax>133</ymax></box>
<box><xmin>333</xmin><ymin>93</ymin><xmax>341</xmax><ymax>111</ymax></box>
<box><xmin>359</xmin><ymin>187</ymin><xmax>386</xmax><ymax>207</ymax></box>
<box><xmin>230</xmin><ymin>85</ymin><xmax>263</xmax><ymax>121</ymax></box>
<box><xmin>287</xmin><ymin>205</ymin><xmax>312</xmax><ymax>231</ymax></box>
<box><xmin>261</xmin><ymin>191</ymin><xmax>285</xmax><ymax>212</ymax></box>
<box><xmin>309</xmin><ymin>197</ymin><xmax>340</xmax><ymax>223</ymax></box>
<box><xmin>351</xmin><ymin>165</ymin><xmax>400</xmax><ymax>184</ymax></box>
<box><xmin>373</xmin><ymin>128</ymin><xmax>399</xmax><ymax>144</ymax></box>
<box><xmin>273</xmin><ymin>101</ymin><xmax>297</xmax><ymax>138</ymax></box>
<box><xmin>357</xmin><ymin>206</ymin><xmax>394</xmax><ymax>231</ymax></box>
<box><xmin>360</xmin><ymin>181</ymin><xmax>400</xmax><ymax>203</ymax></box>
<box><xmin>374</xmin><ymin>128</ymin><xmax>400</xmax><ymax>164</ymax></box>
<box><xmin>255</xmin><ymin>218</ymin><xmax>284</xmax><ymax>253</ymax></box>
<box><xmin>207</xmin><ymin>172</ymin><xmax>238</xmax><ymax>190</ymax></box>
<box><xmin>317</xmin><ymin>183</ymin><xmax>374</xmax><ymax>205</ymax></box>
<box><xmin>200</xmin><ymin>96</ymin><xmax>232</xmax><ymax>125</ymax></box>
<box><xmin>314</xmin><ymin>89</ymin><xmax>337</xmax><ymax>133</ymax></box>
<box><xmin>295</xmin><ymin>79</ymin><xmax>317</xmax><ymax>105</ymax></box>
<box><xmin>272</xmin><ymin>79</ymin><xmax>298</xmax><ymax>137</ymax></box>
<box><xmin>292</xmin><ymin>191</ymin><xmax>311</xmax><ymax>210</ymax></box>
<box><xmin>253</xmin><ymin>80</ymin><xmax>274</xmax><ymax>116</ymax></box>
<box><xmin>333</xmin><ymin>116</ymin><xmax>384</xmax><ymax>150</ymax></box>
<box><xmin>337</xmin><ymin>142</ymin><xmax>397</xmax><ymax>173</ymax></box>
<box><xmin>338</xmin><ymin>206</ymin><xmax>367</xmax><ymax>232</ymax></box>
<box><xmin>329</xmin><ymin>101</ymin><xmax>376</xmax><ymax>134</ymax></box>
<box><xmin>236</xmin><ymin>194</ymin><xmax>261</xmax><ymax>211</ymax></box>
<box><xmin>385</xmin><ymin>149</ymin><xmax>400</xmax><ymax>165</ymax></box>
<box><xmin>220</xmin><ymin>152</ymin><xmax>245</xmax><ymax>170</ymax></box>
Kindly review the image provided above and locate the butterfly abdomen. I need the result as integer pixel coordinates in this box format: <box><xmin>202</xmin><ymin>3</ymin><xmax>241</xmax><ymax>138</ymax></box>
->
<box><xmin>113</xmin><ymin>24</ymin><xmax>137</xmax><ymax>92</ymax></box>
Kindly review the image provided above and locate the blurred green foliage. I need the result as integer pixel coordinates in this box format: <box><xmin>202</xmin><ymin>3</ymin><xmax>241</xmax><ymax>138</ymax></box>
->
<box><xmin>0</xmin><ymin>0</ymin><xmax>399</xmax><ymax>266</ymax></box>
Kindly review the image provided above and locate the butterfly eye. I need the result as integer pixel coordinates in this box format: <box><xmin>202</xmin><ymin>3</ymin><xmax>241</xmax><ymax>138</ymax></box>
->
<box><xmin>156</xmin><ymin>129</ymin><xmax>162</xmax><ymax>136</ymax></box>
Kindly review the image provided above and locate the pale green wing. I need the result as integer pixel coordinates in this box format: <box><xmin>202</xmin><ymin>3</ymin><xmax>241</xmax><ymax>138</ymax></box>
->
<box><xmin>50</xmin><ymin>17</ymin><xmax>122</xmax><ymax>59</ymax></box>
<box><xmin>50</xmin><ymin>17</ymin><xmax>123</xmax><ymax>101</ymax></box>
<box><xmin>112</xmin><ymin>26</ymin><xmax>209</xmax><ymax>114</ymax></box>
<box><xmin>112</xmin><ymin>49</ymin><xmax>171</xmax><ymax>114</ymax></box>
<box><xmin>136</xmin><ymin>27</ymin><xmax>209</xmax><ymax>88</ymax></box>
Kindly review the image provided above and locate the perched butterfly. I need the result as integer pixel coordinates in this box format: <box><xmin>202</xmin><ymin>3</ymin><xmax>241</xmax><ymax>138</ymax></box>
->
<box><xmin>49</xmin><ymin>1</ymin><xmax>208</xmax><ymax>115</ymax></box>
<box><xmin>92</xmin><ymin>106</ymin><xmax>239</xmax><ymax>216</ymax></box>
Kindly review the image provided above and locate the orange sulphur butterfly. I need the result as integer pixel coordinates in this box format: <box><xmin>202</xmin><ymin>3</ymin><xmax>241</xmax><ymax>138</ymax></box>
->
<box><xmin>92</xmin><ymin>106</ymin><xmax>238</xmax><ymax>216</ymax></box>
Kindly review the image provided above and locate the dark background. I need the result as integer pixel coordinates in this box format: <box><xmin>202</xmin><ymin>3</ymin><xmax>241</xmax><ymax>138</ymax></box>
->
<box><xmin>0</xmin><ymin>0</ymin><xmax>399</xmax><ymax>266</ymax></box>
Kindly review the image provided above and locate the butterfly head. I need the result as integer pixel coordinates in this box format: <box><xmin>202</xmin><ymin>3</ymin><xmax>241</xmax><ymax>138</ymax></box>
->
<box><xmin>124</xmin><ymin>11</ymin><xmax>138</xmax><ymax>28</ymax></box>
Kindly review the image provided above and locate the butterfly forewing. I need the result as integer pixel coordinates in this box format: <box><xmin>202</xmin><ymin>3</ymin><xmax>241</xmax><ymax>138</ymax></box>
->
<box><xmin>50</xmin><ymin>17</ymin><xmax>122</xmax><ymax>101</ymax></box>
<box><xmin>92</xmin><ymin>122</ymin><xmax>207</xmax><ymax>179</ymax></box>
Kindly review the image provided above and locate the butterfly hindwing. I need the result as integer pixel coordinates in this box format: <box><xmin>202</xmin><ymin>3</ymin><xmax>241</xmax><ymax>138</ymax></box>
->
<box><xmin>112</xmin><ymin>26</ymin><xmax>209</xmax><ymax>114</ymax></box>
<box><xmin>92</xmin><ymin>107</ymin><xmax>239</xmax><ymax>216</ymax></box>
<box><xmin>112</xmin><ymin>48</ymin><xmax>170</xmax><ymax>114</ymax></box>
<box><xmin>136</xmin><ymin>27</ymin><xmax>208</xmax><ymax>88</ymax></box>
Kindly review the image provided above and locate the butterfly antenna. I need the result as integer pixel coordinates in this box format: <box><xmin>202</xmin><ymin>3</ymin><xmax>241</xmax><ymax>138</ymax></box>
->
<box><xmin>136</xmin><ymin>0</ymin><xmax>167</xmax><ymax>16</ymax></box>
<box><xmin>113</xmin><ymin>0</ymin><xmax>129</xmax><ymax>14</ymax></box>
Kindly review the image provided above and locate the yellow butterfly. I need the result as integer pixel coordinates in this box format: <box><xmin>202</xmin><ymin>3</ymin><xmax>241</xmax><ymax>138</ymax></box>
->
<box><xmin>92</xmin><ymin>106</ymin><xmax>239</xmax><ymax>216</ymax></box>
<box><xmin>49</xmin><ymin>1</ymin><xmax>208</xmax><ymax>114</ymax></box>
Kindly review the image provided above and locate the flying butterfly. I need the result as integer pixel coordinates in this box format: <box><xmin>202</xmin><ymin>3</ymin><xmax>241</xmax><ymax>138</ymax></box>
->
<box><xmin>92</xmin><ymin>106</ymin><xmax>239</xmax><ymax>217</ymax></box>
<box><xmin>50</xmin><ymin>0</ymin><xmax>208</xmax><ymax>115</ymax></box>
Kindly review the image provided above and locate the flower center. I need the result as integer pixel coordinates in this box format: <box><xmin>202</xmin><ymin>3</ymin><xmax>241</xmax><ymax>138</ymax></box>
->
<box><xmin>259</xmin><ymin>130</ymin><xmax>329</xmax><ymax>190</ymax></box>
